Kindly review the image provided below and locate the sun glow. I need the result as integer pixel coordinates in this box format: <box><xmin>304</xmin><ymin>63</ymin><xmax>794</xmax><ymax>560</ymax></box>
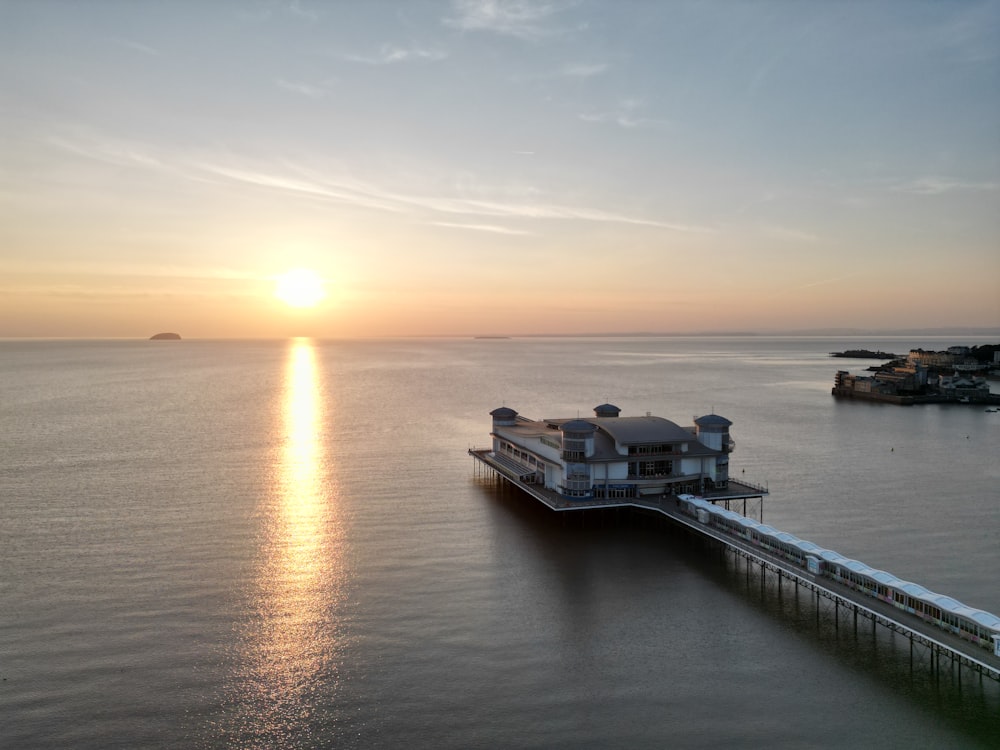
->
<box><xmin>275</xmin><ymin>268</ymin><xmax>326</xmax><ymax>308</ymax></box>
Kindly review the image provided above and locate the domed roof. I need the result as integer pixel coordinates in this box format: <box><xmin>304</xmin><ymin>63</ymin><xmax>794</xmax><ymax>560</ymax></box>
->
<box><xmin>560</xmin><ymin>418</ymin><xmax>596</xmax><ymax>433</ymax></box>
<box><xmin>593</xmin><ymin>403</ymin><xmax>621</xmax><ymax>417</ymax></box>
<box><xmin>490</xmin><ymin>406</ymin><xmax>518</xmax><ymax>418</ymax></box>
<box><xmin>694</xmin><ymin>413</ymin><xmax>732</xmax><ymax>427</ymax></box>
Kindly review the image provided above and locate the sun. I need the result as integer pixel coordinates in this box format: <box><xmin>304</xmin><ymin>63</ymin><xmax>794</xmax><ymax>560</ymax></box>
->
<box><xmin>274</xmin><ymin>268</ymin><xmax>326</xmax><ymax>308</ymax></box>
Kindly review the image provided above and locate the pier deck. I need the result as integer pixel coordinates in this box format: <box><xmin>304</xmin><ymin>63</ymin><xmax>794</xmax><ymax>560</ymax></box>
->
<box><xmin>468</xmin><ymin>448</ymin><xmax>768</xmax><ymax>510</ymax></box>
<box><xmin>470</xmin><ymin>448</ymin><xmax>1000</xmax><ymax>683</ymax></box>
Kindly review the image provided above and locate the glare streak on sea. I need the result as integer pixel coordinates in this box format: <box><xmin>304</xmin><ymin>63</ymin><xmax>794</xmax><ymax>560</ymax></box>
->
<box><xmin>1</xmin><ymin>336</ymin><xmax>998</xmax><ymax>749</ymax></box>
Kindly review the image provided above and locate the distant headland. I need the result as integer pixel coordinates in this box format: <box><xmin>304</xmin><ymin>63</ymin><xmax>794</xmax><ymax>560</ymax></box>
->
<box><xmin>149</xmin><ymin>332</ymin><xmax>181</xmax><ymax>340</ymax></box>
<box><xmin>830</xmin><ymin>349</ymin><xmax>898</xmax><ymax>359</ymax></box>
<box><xmin>832</xmin><ymin>343</ymin><xmax>1000</xmax><ymax>405</ymax></box>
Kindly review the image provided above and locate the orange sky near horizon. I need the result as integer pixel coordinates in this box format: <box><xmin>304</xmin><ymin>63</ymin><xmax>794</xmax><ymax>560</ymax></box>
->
<box><xmin>2</xmin><ymin>2</ymin><xmax>998</xmax><ymax>338</ymax></box>
<box><xmin>1</xmin><ymin>262</ymin><xmax>994</xmax><ymax>339</ymax></box>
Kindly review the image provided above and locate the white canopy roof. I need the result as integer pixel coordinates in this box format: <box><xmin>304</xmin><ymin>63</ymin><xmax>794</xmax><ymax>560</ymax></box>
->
<box><xmin>683</xmin><ymin>496</ymin><xmax>1000</xmax><ymax>633</ymax></box>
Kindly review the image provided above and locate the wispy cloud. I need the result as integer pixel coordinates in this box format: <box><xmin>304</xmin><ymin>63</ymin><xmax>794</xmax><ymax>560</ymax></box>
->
<box><xmin>763</xmin><ymin>224</ymin><xmax>820</xmax><ymax>243</ymax></box>
<box><xmin>214</xmin><ymin>162</ymin><xmax>718</xmax><ymax>234</ymax></box>
<box><xmin>236</xmin><ymin>0</ymin><xmax>322</xmax><ymax>24</ymax></box>
<box><xmin>799</xmin><ymin>273</ymin><xmax>861</xmax><ymax>289</ymax></box>
<box><xmin>559</xmin><ymin>62</ymin><xmax>608</xmax><ymax>77</ymax></box>
<box><xmin>432</xmin><ymin>222</ymin><xmax>533</xmax><ymax>235</ymax></box>
<box><xmin>286</xmin><ymin>0</ymin><xmax>321</xmax><ymax>23</ymax></box>
<box><xmin>276</xmin><ymin>78</ymin><xmax>327</xmax><ymax>98</ymax></box>
<box><xmin>434</xmin><ymin>198</ymin><xmax>709</xmax><ymax>231</ymax></box>
<box><xmin>580</xmin><ymin>99</ymin><xmax>669</xmax><ymax>129</ymax></box>
<box><xmin>342</xmin><ymin>44</ymin><xmax>448</xmax><ymax>65</ymax></box>
<box><xmin>917</xmin><ymin>3</ymin><xmax>1000</xmax><ymax>64</ymax></box>
<box><xmin>47</xmin><ymin>135</ymin><xmax>164</xmax><ymax>169</ymax></box>
<box><xmin>195</xmin><ymin>162</ymin><xmax>408</xmax><ymax>214</ymax></box>
<box><xmin>190</xmin><ymin>157</ymin><xmax>710</xmax><ymax>231</ymax></box>
<box><xmin>891</xmin><ymin>177</ymin><xmax>999</xmax><ymax>195</ymax></box>
<box><xmin>109</xmin><ymin>38</ymin><xmax>159</xmax><ymax>56</ymax></box>
<box><xmin>0</xmin><ymin>258</ymin><xmax>262</xmax><ymax>283</ymax></box>
<box><xmin>48</xmin><ymin>133</ymin><xmax>711</xmax><ymax>233</ymax></box>
<box><xmin>735</xmin><ymin>191</ymin><xmax>776</xmax><ymax>215</ymax></box>
<box><xmin>579</xmin><ymin>112</ymin><xmax>668</xmax><ymax>129</ymax></box>
<box><xmin>445</xmin><ymin>0</ymin><xmax>579</xmax><ymax>40</ymax></box>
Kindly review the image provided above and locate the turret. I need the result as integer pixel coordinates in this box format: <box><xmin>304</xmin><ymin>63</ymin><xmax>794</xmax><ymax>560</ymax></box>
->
<box><xmin>695</xmin><ymin>413</ymin><xmax>733</xmax><ymax>486</ymax></box>
<box><xmin>693</xmin><ymin>414</ymin><xmax>733</xmax><ymax>453</ymax></box>
<box><xmin>594</xmin><ymin>403</ymin><xmax>621</xmax><ymax>418</ymax></box>
<box><xmin>490</xmin><ymin>406</ymin><xmax>518</xmax><ymax>428</ymax></box>
<box><xmin>560</xmin><ymin>418</ymin><xmax>596</xmax><ymax>460</ymax></box>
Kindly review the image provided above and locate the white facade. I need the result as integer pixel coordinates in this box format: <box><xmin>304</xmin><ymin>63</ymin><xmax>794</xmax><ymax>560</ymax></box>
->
<box><xmin>937</xmin><ymin>372</ymin><xmax>991</xmax><ymax>400</ymax></box>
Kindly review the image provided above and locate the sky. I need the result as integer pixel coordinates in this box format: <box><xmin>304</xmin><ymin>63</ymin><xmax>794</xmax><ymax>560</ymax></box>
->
<box><xmin>2</xmin><ymin>0</ymin><xmax>999</xmax><ymax>338</ymax></box>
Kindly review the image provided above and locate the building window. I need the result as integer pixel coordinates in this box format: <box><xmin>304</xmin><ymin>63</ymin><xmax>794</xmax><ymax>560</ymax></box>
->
<box><xmin>593</xmin><ymin>486</ymin><xmax>634</xmax><ymax>499</ymax></box>
<box><xmin>628</xmin><ymin>444</ymin><xmax>673</xmax><ymax>456</ymax></box>
<box><xmin>628</xmin><ymin>460</ymin><xmax>673</xmax><ymax>478</ymax></box>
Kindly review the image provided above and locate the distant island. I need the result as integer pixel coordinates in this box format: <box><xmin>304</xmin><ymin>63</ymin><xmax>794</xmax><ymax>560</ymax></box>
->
<box><xmin>150</xmin><ymin>332</ymin><xmax>181</xmax><ymax>340</ymax></box>
<box><xmin>830</xmin><ymin>349</ymin><xmax>898</xmax><ymax>359</ymax></box>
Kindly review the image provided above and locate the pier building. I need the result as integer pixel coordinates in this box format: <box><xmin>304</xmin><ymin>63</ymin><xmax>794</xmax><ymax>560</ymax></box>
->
<box><xmin>488</xmin><ymin>404</ymin><xmax>746</xmax><ymax>500</ymax></box>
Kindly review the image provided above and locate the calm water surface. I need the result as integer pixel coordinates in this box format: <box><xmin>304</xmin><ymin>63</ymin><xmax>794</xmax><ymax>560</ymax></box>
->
<box><xmin>1</xmin><ymin>336</ymin><xmax>998</xmax><ymax>748</ymax></box>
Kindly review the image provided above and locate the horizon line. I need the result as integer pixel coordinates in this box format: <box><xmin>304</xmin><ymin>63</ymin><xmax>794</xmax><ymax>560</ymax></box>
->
<box><xmin>3</xmin><ymin>327</ymin><xmax>999</xmax><ymax>341</ymax></box>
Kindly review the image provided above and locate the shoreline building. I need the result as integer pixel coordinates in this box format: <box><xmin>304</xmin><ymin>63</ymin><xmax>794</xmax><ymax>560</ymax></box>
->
<box><xmin>488</xmin><ymin>404</ymin><xmax>736</xmax><ymax>500</ymax></box>
<box><xmin>833</xmin><ymin>368</ymin><xmax>997</xmax><ymax>404</ymax></box>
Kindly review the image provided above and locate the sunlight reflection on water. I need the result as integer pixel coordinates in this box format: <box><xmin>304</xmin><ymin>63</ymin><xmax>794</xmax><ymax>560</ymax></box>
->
<box><xmin>225</xmin><ymin>338</ymin><xmax>347</xmax><ymax>746</ymax></box>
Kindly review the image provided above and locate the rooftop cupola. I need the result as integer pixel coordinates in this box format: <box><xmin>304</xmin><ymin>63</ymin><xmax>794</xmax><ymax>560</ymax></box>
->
<box><xmin>594</xmin><ymin>403</ymin><xmax>621</xmax><ymax>418</ymax></box>
<box><xmin>560</xmin><ymin>419</ymin><xmax>596</xmax><ymax>434</ymax></box>
<box><xmin>694</xmin><ymin>413</ymin><xmax>732</xmax><ymax>429</ymax></box>
<box><xmin>693</xmin><ymin>413</ymin><xmax>733</xmax><ymax>452</ymax></box>
<box><xmin>490</xmin><ymin>406</ymin><xmax>518</xmax><ymax>427</ymax></box>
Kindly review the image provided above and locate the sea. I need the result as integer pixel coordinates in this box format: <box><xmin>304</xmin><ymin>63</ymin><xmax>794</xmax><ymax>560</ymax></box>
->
<box><xmin>2</xmin><ymin>335</ymin><xmax>999</xmax><ymax>749</ymax></box>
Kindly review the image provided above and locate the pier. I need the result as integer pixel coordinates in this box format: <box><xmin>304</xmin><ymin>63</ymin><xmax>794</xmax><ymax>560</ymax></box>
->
<box><xmin>470</xmin><ymin>447</ymin><xmax>1000</xmax><ymax>685</ymax></box>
